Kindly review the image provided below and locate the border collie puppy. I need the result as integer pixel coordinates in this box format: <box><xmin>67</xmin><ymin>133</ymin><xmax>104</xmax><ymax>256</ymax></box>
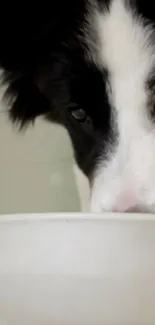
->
<box><xmin>0</xmin><ymin>0</ymin><xmax>155</xmax><ymax>212</ymax></box>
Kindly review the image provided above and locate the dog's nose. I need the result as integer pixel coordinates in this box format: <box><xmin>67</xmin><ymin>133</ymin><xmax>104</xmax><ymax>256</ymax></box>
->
<box><xmin>116</xmin><ymin>206</ymin><xmax>143</xmax><ymax>213</ymax></box>
<box><xmin>113</xmin><ymin>191</ymin><xmax>140</xmax><ymax>213</ymax></box>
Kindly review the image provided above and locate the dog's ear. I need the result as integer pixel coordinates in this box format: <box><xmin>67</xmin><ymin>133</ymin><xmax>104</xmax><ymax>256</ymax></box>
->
<box><xmin>3</xmin><ymin>52</ymin><xmax>70</xmax><ymax>128</ymax></box>
<box><xmin>3</xmin><ymin>73</ymin><xmax>50</xmax><ymax>129</ymax></box>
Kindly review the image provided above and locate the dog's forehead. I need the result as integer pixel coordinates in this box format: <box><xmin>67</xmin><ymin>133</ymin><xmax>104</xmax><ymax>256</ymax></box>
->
<box><xmin>85</xmin><ymin>0</ymin><xmax>155</xmax><ymax>121</ymax></box>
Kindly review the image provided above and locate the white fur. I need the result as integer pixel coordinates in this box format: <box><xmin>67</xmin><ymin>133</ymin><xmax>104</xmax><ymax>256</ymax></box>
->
<box><xmin>90</xmin><ymin>0</ymin><xmax>155</xmax><ymax>212</ymax></box>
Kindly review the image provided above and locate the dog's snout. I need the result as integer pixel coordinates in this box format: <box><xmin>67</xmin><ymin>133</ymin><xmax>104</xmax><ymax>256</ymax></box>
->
<box><xmin>112</xmin><ymin>191</ymin><xmax>140</xmax><ymax>213</ymax></box>
<box><xmin>90</xmin><ymin>189</ymin><xmax>144</xmax><ymax>213</ymax></box>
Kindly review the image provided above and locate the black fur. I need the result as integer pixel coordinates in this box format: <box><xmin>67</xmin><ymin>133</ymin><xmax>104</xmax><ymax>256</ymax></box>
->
<box><xmin>0</xmin><ymin>0</ymin><xmax>112</xmax><ymax>176</ymax></box>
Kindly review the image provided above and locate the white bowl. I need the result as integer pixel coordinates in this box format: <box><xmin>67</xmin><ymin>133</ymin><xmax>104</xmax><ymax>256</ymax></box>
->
<box><xmin>0</xmin><ymin>213</ymin><xmax>155</xmax><ymax>325</ymax></box>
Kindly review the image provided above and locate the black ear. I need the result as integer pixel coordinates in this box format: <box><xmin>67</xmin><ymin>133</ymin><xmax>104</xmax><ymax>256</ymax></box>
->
<box><xmin>4</xmin><ymin>74</ymin><xmax>50</xmax><ymax>129</ymax></box>
<box><xmin>3</xmin><ymin>52</ymin><xmax>69</xmax><ymax>129</ymax></box>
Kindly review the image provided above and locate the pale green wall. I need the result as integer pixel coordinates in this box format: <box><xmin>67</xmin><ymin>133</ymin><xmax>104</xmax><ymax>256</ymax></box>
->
<box><xmin>0</xmin><ymin>113</ymin><xmax>81</xmax><ymax>213</ymax></box>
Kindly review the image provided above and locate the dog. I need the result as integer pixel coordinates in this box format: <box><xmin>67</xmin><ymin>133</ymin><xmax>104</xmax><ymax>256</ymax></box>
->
<box><xmin>0</xmin><ymin>0</ymin><xmax>155</xmax><ymax>213</ymax></box>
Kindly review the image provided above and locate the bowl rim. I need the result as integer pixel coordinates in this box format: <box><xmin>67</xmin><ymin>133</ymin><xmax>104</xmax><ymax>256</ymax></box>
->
<box><xmin>0</xmin><ymin>212</ymin><xmax>155</xmax><ymax>223</ymax></box>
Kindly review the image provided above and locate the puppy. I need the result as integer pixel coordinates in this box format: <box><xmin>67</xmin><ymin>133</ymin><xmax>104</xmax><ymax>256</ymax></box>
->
<box><xmin>0</xmin><ymin>0</ymin><xmax>155</xmax><ymax>212</ymax></box>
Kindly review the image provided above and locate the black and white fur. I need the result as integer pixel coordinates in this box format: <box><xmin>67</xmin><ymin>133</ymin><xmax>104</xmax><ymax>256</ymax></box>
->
<box><xmin>1</xmin><ymin>0</ymin><xmax>155</xmax><ymax>212</ymax></box>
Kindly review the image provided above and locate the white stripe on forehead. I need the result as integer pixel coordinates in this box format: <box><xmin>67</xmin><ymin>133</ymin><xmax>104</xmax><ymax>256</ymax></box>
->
<box><xmin>94</xmin><ymin>0</ymin><xmax>155</xmax><ymax>122</ymax></box>
<box><xmin>89</xmin><ymin>0</ymin><xmax>155</xmax><ymax>213</ymax></box>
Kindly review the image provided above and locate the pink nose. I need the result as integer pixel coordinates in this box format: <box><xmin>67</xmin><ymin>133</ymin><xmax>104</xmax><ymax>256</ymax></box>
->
<box><xmin>114</xmin><ymin>191</ymin><xmax>139</xmax><ymax>213</ymax></box>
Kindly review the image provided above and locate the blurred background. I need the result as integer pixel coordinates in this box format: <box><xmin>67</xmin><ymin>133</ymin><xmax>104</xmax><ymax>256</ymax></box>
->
<box><xmin>0</xmin><ymin>89</ymin><xmax>89</xmax><ymax>214</ymax></box>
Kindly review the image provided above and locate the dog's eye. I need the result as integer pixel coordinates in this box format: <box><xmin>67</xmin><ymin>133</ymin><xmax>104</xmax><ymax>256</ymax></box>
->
<box><xmin>70</xmin><ymin>108</ymin><xmax>87</xmax><ymax>122</ymax></box>
<box><xmin>69</xmin><ymin>106</ymin><xmax>93</xmax><ymax>132</ymax></box>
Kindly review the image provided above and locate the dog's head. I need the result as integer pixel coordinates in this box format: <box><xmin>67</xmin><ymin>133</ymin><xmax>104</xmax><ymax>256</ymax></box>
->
<box><xmin>1</xmin><ymin>0</ymin><xmax>155</xmax><ymax>212</ymax></box>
